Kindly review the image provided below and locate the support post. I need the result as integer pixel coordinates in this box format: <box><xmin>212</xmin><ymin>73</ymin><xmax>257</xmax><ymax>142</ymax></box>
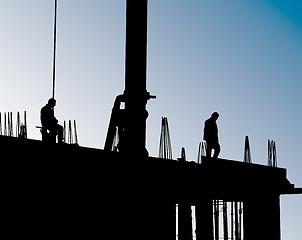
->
<box><xmin>178</xmin><ymin>202</ymin><xmax>193</xmax><ymax>240</ymax></box>
<box><xmin>195</xmin><ymin>198</ymin><xmax>213</xmax><ymax>240</ymax></box>
<box><xmin>223</xmin><ymin>201</ymin><xmax>228</xmax><ymax>240</ymax></box>
<box><xmin>147</xmin><ymin>202</ymin><xmax>176</xmax><ymax>240</ymax></box>
<box><xmin>214</xmin><ymin>200</ymin><xmax>219</xmax><ymax>240</ymax></box>
<box><xmin>235</xmin><ymin>202</ymin><xmax>239</xmax><ymax>240</ymax></box>
<box><xmin>244</xmin><ymin>194</ymin><xmax>281</xmax><ymax>240</ymax></box>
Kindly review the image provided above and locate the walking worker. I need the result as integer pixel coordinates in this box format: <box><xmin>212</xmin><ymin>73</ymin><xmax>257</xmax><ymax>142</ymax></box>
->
<box><xmin>203</xmin><ymin>112</ymin><xmax>220</xmax><ymax>158</ymax></box>
<box><xmin>40</xmin><ymin>98</ymin><xmax>64</xmax><ymax>143</ymax></box>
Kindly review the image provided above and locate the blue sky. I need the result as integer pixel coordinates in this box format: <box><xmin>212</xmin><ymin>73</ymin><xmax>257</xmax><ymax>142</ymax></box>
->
<box><xmin>0</xmin><ymin>1</ymin><xmax>301</xmax><ymax>239</ymax></box>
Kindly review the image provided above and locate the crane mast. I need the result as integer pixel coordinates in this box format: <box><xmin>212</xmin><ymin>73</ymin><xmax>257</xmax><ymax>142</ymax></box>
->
<box><xmin>104</xmin><ymin>0</ymin><xmax>155</xmax><ymax>157</ymax></box>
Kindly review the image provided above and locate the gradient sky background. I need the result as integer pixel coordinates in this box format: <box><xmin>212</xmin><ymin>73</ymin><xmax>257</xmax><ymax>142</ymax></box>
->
<box><xmin>0</xmin><ymin>0</ymin><xmax>301</xmax><ymax>238</ymax></box>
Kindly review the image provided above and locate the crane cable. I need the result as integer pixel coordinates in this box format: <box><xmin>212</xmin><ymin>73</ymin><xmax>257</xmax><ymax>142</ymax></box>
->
<box><xmin>52</xmin><ymin>0</ymin><xmax>58</xmax><ymax>99</ymax></box>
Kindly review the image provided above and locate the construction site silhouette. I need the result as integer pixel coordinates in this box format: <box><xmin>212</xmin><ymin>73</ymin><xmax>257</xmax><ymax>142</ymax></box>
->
<box><xmin>1</xmin><ymin>1</ymin><xmax>301</xmax><ymax>239</ymax></box>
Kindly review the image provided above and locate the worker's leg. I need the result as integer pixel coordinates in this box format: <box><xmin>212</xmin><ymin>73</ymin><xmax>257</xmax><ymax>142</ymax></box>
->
<box><xmin>47</xmin><ymin>126</ymin><xmax>57</xmax><ymax>143</ymax></box>
<box><xmin>41</xmin><ymin>127</ymin><xmax>48</xmax><ymax>142</ymax></box>
<box><xmin>205</xmin><ymin>142</ymin><xmax>213</xmax><ymax>158</ymax></box>
<box><xmin>56</xmin><ymin>124</ymin><xmax>64</xmax><ymax>143</ymax></box>
<box><xmin>213</xmin><ymin>143</ymin><xmax>220</xmax><ymax>158</ymax></box>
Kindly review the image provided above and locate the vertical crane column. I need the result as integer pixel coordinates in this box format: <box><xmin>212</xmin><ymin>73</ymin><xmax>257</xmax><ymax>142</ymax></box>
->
<box><xmin>123</xmin><ymin>0</ymin><xmax>154</xmax><ymax>157</ymax></box>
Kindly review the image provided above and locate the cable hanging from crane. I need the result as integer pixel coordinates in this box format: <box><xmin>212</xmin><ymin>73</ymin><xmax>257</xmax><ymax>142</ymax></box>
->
<box><xmin>52</xmin><ymin>0</ymin><xmax>58</xmax><ymax>99</ymax></box>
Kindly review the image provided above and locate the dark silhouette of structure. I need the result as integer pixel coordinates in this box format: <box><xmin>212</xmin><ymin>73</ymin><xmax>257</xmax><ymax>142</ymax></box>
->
<box><xmin>1</xmin><ymin>135</ymin><xmax>301</xmax><ymax>239</ymax></box>
<box><xmin>203</xmin><ymin>112</ymin><xmax>220</xmax><ymax>158</ymax></box>
<box><xmin>40</xmin><ymin>98</ymin><xmax>64</xmax><ymax>143</ymax></box>
<box><xmin>1</xmin><ymin>1</ymin><xmax>301</xmax><ymax>240</ymax></box>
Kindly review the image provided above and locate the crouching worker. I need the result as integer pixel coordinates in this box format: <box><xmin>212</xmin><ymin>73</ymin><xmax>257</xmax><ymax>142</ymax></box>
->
<box><xmin>40</xmin><ymin>98</ymin><xmax>64</xmax><ymax>143</ymax></box>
